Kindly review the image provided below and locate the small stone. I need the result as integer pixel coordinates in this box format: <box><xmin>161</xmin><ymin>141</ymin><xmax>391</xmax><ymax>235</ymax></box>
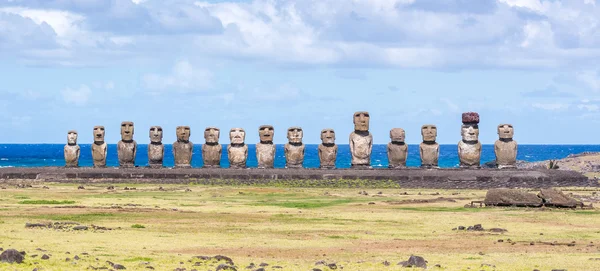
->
<box><xmin>368</xmin><ymin>202</ymin><xmax>375</xmax><ymax>205</ymax></box>
<box><xmin>41</xmin><ymin>255</ymin><xmax>49</xmax><ymax>260</ymax></box>
<box><xmin>327</xmin><ymin>263</ymin><xmax>337</xmax><ymax>269</ymax></box>
<box><xmin>382</xmin><ymin>260</ymin><xmax>390</xmax><ymax>266</ymax></box>
<box><xmin>0</xmin><ymin>249</ymin><xmax>25</xmax><ymax>264</ymax></box>
<box><xmin>74</xmin><ymin>255</ymin><xmax>80</xmax><ymax>260</ymax></box>
<box><xmin>259</xmin><ymin>262</ymin><xmax>268</xmax><ymax>267</ymax></box>
<box><xmin>77</xmin><ymin>186</ymin><xmax>85</xmax><ymax>190</ymax></box>
<box><xmin>113</xmin><ymin>263</ymin><xmax>126</xmax><ymax>270</ymax></box>
<box><xmin>399</xmin><ymin>255</ymin><xmax>427</xmax><ymax>269</ymax></box>
<box><xmin>65</xmin><ymin>258</ymin><xmax>71</xmax><ymax>262</ymax></box>
<box><xmin>73</xmin><ymin>226</ymin><xmax>88</xmax><ymax>231</ymax></box>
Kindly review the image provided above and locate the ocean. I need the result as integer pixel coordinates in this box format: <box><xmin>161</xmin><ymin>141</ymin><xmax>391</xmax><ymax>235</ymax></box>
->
<box><xmin>1</xmin><ymin>144</ymin><xmax>599</xmax><ymax>169</ymax></box>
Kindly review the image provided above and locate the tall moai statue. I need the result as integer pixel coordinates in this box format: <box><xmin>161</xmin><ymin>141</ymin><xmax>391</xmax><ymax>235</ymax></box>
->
<box><xmin>256</xmin><ymin>125</ymin><xmax>275</xmax><ymax>169</ymax></box>
<box><xmin>228</xmin><ymin>128</ymin><xmax>248</xmax><ymax>169</ymax></box>
<box><xmin>420</xmin><ymin>124</ymin><xmax>439</xmax><ymax>168</ymax></box>
<box><xmin>349</xmin><ymin>111</ymin><xmax>373</xmax><ymax>168</ymax></box>
<box><xmin>202</xmin><ymin>127</ymin><xmax>222</xmax><ymax>168</ymax></box>
<box><xmin>148</xmin><ymin>126</ymin><xmax>164</xmax><ymax>168</ymax></box>
<box><xmin>495</xmin><ymin>124</ymin><xmax>517</xmax><ymax>169</ymax></box>
<box><xmin>387</xmin><ymin>128</ymin><xmax>407</xmax><ymax>169</ymax></box>
<box><xmin>318</xmin><ymin>129</ymin><xmax>337</xmax><ymax>169</ymax></box>
<box><xmin>64</xmin><ymin>130</ymin><xmax>80</xmax><ymax>167</ymax></box>
<box><xmin>91</xmin><ymin>126</ymin><xmax>107</xmax><ymax>168</ymax></box>
<box><xmin>284</xmin><ymin>127</ymin><xmax>305</xmax><ymax>168</ymax></box>
<box><xmin>173</xmin><ymin>126</ymin><xmax>193</xmax><ymax>168</ymax></box>
<box><xmin>117</xmin><ymin>121</ymin><xmax>137</xmax><ymax>168</ymax></box>
<box><xmin>458</xmin><ymin>112</ymin><xmax>482</xmax><ymax>168</ymax></box>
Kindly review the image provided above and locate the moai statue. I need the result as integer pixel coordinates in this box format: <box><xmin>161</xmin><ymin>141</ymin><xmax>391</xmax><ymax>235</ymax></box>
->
<box><xmin>202</xmin><ymin>127</ymin><xmax>222</xmax><ymax>168</ymax></box>
<box><xmin>173</xmin><ymin>126</ymin><xmax>193</xmax><ymax>168</ymax></box>
<box><xmin>318</xmin><ymin>129</ymin><xmax>337</xmax><ymax>169</ymax></box>
<box><xmin>117</xmin><ymin>121</ymin><xmax>137</xmax><ymax>168</ymax></box>
<box><xmin>91</xmin><ymin>126</ymin><xmax>107</xmax><ymax>168</ymax></box>
<box><xmin>284</xmin><ymin>127</ymin><xmax>305</xmax><ymax>168</ymax></box>
<box><xmin>349</xmin><ymin>111</ymin><xmax>373</xmax><ymax>168</ymax></box>
<box><xmin>458</xmin><ymin>112</ymin><xmax>482</xmax><ymax>168</ymax></box>
<box><xmin>420</xmin><ymin>125</ymin><xmax>439</xmax><ymax>168</ymax></box>
<box><xmin>64</xmin><ymin>130</ymin><xmax>80</xmax><ymax>167</ymax></box>
<box><xmin>387</xmin><ymin>128</ymin><xmax>407</xmax><ymax>169</ymax></box>
<box><xmin>228</xmin><ymin>128</ymin><xmax>248</xmax><ymax>169</ymax></box>
<box><xmin>148</xmin><ymin>126</ymin><xmax>164</xmax><ymax>168</ymax></box>
<box><xmin>495</xmin><ymin>124</ymin><xmax>517</xmax><ymax>169</ymax></box>
<box><xmin>256</xmin><ymin>125</ymin><xmax>275</xmax><ymax>169</ymax></box>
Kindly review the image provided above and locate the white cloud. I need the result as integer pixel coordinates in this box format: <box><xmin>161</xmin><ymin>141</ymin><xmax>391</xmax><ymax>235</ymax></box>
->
<box><xmin>143</xmin><ymin>60</ymin><xmax>213</xmax><ymax>92</ymax></box>
<box><xmin>61</xmin><ymin>84</ymin><xmax>92</xmax><ymax>106</ymax></box>
<box><xmin>532</xmin><ymin>102</ymin><xmax>569</xmax><ymax>111</ymax></box>
<box><xmin>576</xmin><ymin>70</ymin><xmax>600</xmax><ymax>91</ymax></box>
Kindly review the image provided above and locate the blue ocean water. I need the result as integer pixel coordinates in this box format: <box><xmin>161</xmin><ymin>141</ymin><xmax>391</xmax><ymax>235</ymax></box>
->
<box><xmin>1</xmin><ymin>144</ymin><xmax>599</xmax><ymax>168</ymax></box>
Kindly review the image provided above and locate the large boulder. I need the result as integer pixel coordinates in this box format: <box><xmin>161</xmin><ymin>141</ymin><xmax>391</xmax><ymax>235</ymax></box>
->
<box><xmin>398</xmin><ymin>255</ymin><xmax>427</xmax><ymax>268</ymax></box>
<box><xmin>0</xmin><ymin>249</ymin><xmax>24</xmax><ymax>264</ymax></box>
<box><xmin>484</xmin><ymin>188</ymin><xmax>542</xmax><ymax>207</ymax></box>
<box><xmin>538</xmin><ymin>189</ymin><xmax>581</xmax><ymax>208</ymax></box>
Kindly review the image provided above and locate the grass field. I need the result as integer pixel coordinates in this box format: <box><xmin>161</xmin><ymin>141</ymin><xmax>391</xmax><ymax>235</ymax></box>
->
<box><xmin>0</xmin><ymin>183</ymin><xmax>598</xmax><ymax>271</ymax></box>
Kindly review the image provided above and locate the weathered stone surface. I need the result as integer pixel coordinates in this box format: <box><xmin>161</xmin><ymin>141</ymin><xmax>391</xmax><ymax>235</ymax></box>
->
<box><xmin>462</xmin><ymin>112</ymin><xmax>480</xmax><ymax>124</ymax></box>
<box><xmin>173</xmin><ymin>126</ymin><xmax>193</xmax><ymax>168</ymax></box>
<box><xmin>319</xmin><ymin>129</ymin><xmax>337</xmax><ymax>169</ymax></box>
<box><xmin>64</xmin><ymin>130</ymin><xmax>79</xmax><ymax>168</ymax></box>
<box><xmin>257</xmin><ymin>125</ymin><xmax>275</xmax><ymax>169</ymax></box>
<box><xmin>398</xmin><ymin>255</ymin><xmax>427</xmax><ymax>268</ymax></box>
<box><xmin>117</xmin><ymin>121</ymin><xmax>136</xmax><ymax>168</ymax></box>
<box><xmin>91</xmin><ymin>126</ymin><xmax>107</xmax><ymax>168</ymax></box>
<box><xmin>387</xmin><ymin>128</ymin><xmax>407</xmax><ymax>169</ymax></box>
<box><xmin>203</xmin><ymin>127</ymin><xmax>222</xmax><ymax>168</ymax></box>
<box><xmin>284</xmin><ymin>127</ymin><xmax>304</xmax><ymax>168</ymax></box>
<box><xmin>148</xmin><ymin>126</ymin><xmax>164</xmax><ymax>168</ymax></box>
<box><xmin>484</xmin><ymin>188</ymin><xmax>543</xmax><ymax>207</ymax></box>
<box><xmin>538</xmin><ymin>188</ymin><xmax>581</xmax><ymax>207</ymax></box>
<box><xmin>458</xmin><ymin>116</ymin><xmax>481</xmax><ymax>168</ymax></box>
<box><xmin>0</xmin><ymin>249</ymin><xmax>24</xmax><ymax>264</ymax></box>
<box><xmin>495</xmin><ymin>124</ymin><xmax>517</xmax><ymax>169</ymax></box>
<box><xmin>350</xmin><ymin>111</ymin><xmax>372</xmax><ymax>168</ymax></box>
<box><xmin>420</xmin><ymin>125</ymin><xmax>439</xmax><ymax>168</ymax></box>
<box><xmin>228</xmin><ymin>128</ymin><xmax>247</xmax><ymax>169</ymax></box>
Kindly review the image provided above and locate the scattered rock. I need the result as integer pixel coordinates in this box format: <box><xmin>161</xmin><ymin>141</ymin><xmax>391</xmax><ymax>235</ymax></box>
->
<box><xmin>467</xmin><ymin>224</ymin><xmax>484</xmax><ymax>231</ymax></box>
<box><xmin>73</xmin><ymin>226</ymin><xmax>88</xmax><ymax>231</ymax></box>
<box><xmin>245</xmin><ymin>263</ymin><xmax>255</xmax><ymax>269</ymax></box>
<box><xmin>77</xmin><ymin>185</ymin><xmax>85</xmax><ymax>190</ymax></box>
<box><xmin>0</xmin><ymin>249</ymin><xmax>25</xmax><ymax>264</ymax></box>
<box><xmin>398</xmin><ymin>255</ymin><xmax>427</xmax><ymax>269</ymax></box>
<box><xmin>214</xmin><ymin>255</ymin><xmax>234</xmax><ymax>265</ymax></box>
<box><xmin>458</xmin><ymin>226</ymin><xmax>465</xmax><ymax>230</ymax></box>
<box><xmin>368</xmin><ymin>202</ymin><xmax>375</xmax><ymax>205</ymax></box>
<box><xmin>489</xmin><ymin>228</ymin><xmax>508</xmax><ymax>233</ymax></box>
<box><xmin>185</xmin><ymin>188</ymin><xmax>192</xmax><ymax>192</ymax></box>
<box><xmin>42</xmin><ymin>186</ymin><xmax>49</xmax><ymax>189</ymax></box>
<box><xmin>382</xmin><ymin>260</ymin><xmax>390</xmax><ymax>266</ymax></box>
<box><xmin>327</xmin><ymin>263</ymin><xmax>338</xmax><ymax>269</ymax></box>
<box><xmin>215</xmin><ymin>264</ymin><xmax>237</xmax><ymax>271</ymax></box>
<box><xmin>259</xmin><ymin>263</ymin><xmax>268</xmax><ymax>267</ymax></box>
<box><xmin>253</xmin><ymin>268</ymin><xmax>265</xmax><ymax>271</ymax></box>
<box><xmin>113</xmin><ymin>263</ymin><xmax>126</xmax><ymax>270</ymax></box>
<box><xmin>26</xmin><ymin>223</ymin><xmax>51</xmax><ymax>229</ymax></box>
<box><xmin>74</xmin><ymin>255</ymin><xmax>80</xmax><ymax>260</ymax></box>
<box><xmin>41</xmin><ymin>255</ymin><xmax>49</xmax><ymax>260</ymax></box>
<box><xmin>315</xmin><ymin>260</ymin><xmax>326</xmax><ymax>266</ymax></box>
<box><xmin>107</xmin><ymin>186</ymin><xmax>115</xmax><ymax>190</ymax></box>
<box><xmin>65</xmin><ymin>258</ymin><xmax>71</xmax><ymax>262</ymax></box>
<box><xmin>146</xmin><ymin>266</ymin><xmax>155</xmax><ymax>270</ymax></box>
<box><xmin>159</xmin><ymin>187</ymin><xmax>165</xmax><ymax>191</ymax></box>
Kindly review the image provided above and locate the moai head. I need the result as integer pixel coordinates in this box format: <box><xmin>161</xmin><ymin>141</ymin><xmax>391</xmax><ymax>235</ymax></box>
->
<box><xmin>353</xmin><ymin>111</ymin><xmax>370</xmax><ymax>132</ymax></box>
<box><xmin>149</xmin><ymin>126</ymin><xmax>163</xmax><ymax>143</ymax></box>
<box><xmin>259</xmin><ymin>125</ymin><xmax>274</xmax><ymax>142</ymax></box>
<box><xmin>498</xmin><ymin>124</ymin><xmax>514</xmax><ymax>139</ymax></box>
<box><xmin>204</xmin><ymin>127</ymin><xmax>220</xmax><ymax>144</ymax></box>
<box><xmin>120</xmin><ymin>121</ymin><xmax>134</xmax><ymax>141</ymax></box>
<box><xmin>176</xmin><ymin>126</ymin><xmax>191</xmax><ymax>142</ymax></box>
<box><xmin>421</xmin><ymin>125</ymin><xmax>437</xmax><ymax>142</ymax></box>
<box><xmin>67</xmin><ymin>130</ymin><xmax>78</xmax><ymax>145</ymax></box>
<box><xmin>230</xmin><ymin>128</ymin><xmax>246</xmax><ymax>144</ymax></box>
<box><xmin>390</xmin><ymin>128</ymin><xmax>405</xmax><ymax>143</ymax></box>
<box><xmin>461</xmin><ymin>112</ymin><xmax>480</xmax><ymax>142</ymax></box>
<box><xmin>287</xmin><ymin>127</ymin><xmax>303</xmax><ymax>144</ymax></box>
<box><xmin>321</xmin><ymin>129</ymin><xmax>336</xmax><ymax>144</ymax></box>
<box><xmin>93</xmin><ymin>126</ymin><xmax>105</xmax><ymax>143</ymax></box>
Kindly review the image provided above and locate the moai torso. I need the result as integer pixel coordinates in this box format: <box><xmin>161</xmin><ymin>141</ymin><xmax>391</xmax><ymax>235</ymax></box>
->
<box><xmin>118</xmin><ymin>141</ymin><xmax>137</xmax><ymax>167</ymax></box>
<box><xmin>173</xmin><ymin>126</ymin><xmax>193</xmax><ymax>168</ymax></box>
<box><xmin>92</xmin><ymin>142</ymin><xmax>107</xmax><ymax>167</ymax></box>
<box><xmin>458</xmin><ymin>112</ymin><xmax>481</xmax><ymax>168</ymax></box>
<box><xmin>256</xmin><ymin>143</ymin><xmax>276</xmax><ymax>168</ymax></box>
<box><xmin>495</xmin><ymin>124</ymin><xmax>517</xmax><ymax>169</ymax></box>
<box><xmin>64</xmin><ymin>130</ymin><xmax>79</xmax><ymax>167</ymax></box>
<box><xmin>420</xmin><ymin>142</ymin><xmax>439</xmax><ymax>167</ymax></box>
<box><xmin>284</xmin><ymin>144</ymin><xmax>305</xmax><ymax>168</ymax></box>
<box><xmin>228</xmin><ymin>144</ymin><xmax>248</xmax><ymax>168</ymax></box>
<box><xmin>387</xmin><ymin>128</ymin><xmax>407</xmax><ymax>168</ymax></box>
<box><xmin>202</xmin><ymin>144</ymin><xmax>222</xmax><ymax>167</ymax></box>
<box><xmin>318</xmin><ymin>144</ymin><xmax>337</xmax><ymax>169</ymax></box>
<box><xmin>148</xmin><ymin>126</ymin><xmax>164</xmax><ymax>168</ymax></box>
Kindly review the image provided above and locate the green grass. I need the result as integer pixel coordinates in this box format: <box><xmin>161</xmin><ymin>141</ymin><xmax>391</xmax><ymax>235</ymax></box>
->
<box><xmin>124</xmin><ymin>257</ymin><xmax>153</xmax><ymax>262</ymax></box>
<box><xmin>33</xmin><ymin>212</ymin><xmax>117</xmax><ymax>222</ymax></box>
<box><xmin>18</xmin><ymin>200</ymin><xmax>76</xmax><ymax>204</ymax></box>
<box><xmin>131</xmin><ymin>224</ymin><xmax>146</xmax><ymax>229</ymax></box>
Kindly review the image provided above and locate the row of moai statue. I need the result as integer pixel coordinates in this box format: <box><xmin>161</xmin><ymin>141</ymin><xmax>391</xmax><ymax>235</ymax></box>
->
<box><xmin>64</xmin><ymin>112</ymin><xmax>517</xmax><ymax>169</ymax></box>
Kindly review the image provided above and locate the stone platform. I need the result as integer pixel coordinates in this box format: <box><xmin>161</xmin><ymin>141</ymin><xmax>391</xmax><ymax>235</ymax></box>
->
<box><xmin>0</xmin><ymin>167</ymin><xmax>597</xmax><ymax>189</ymax></box>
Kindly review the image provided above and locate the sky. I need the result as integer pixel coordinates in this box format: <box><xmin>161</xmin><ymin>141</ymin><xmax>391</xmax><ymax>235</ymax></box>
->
<box><xmin>1</xmin><ymin>0</ymin><xmax>600</xmax><ymax>145</ymax></box>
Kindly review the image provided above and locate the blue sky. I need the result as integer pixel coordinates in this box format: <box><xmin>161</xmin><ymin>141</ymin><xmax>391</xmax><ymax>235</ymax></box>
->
<box><xmin>1</xmin><ymin>0</ymin><xmax>600</xmax><ymax>144</ymax></box>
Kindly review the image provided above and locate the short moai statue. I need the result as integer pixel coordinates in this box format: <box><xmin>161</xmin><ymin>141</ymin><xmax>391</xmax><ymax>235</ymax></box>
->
<box><xmin>458</xmin><ymin>112</ymin><xmax>482</xmax><ymax>168</ymax></box>
<box><xmin>387</xmin><ymin>128</ymin><xmax>407</xmax><ymax>169</ymax></box>
<box><xmin>495</xmin><ymin>124</ymin><xmax>517</xmax><ymax>169</ymax></box>
<box><xmin>64</xmin><ymin>130</ymin><xmax>80</xmax><ymax>167</ymax></box>
<box><xmin>173</xmin><ymin>126</ymin><xmax>193</xmax><ymax>168</ymax></box>
<box><xmin>148</xmin><ymin>126</ymin><xmax>164</xmax><ymax>168</ymax></box>
<box><xmin>420</xmin><ymin>125</ymin><xmax>439</xmax><ymax>168</ymax></box>
<box><xmin>91</xmin><ymin>126</ymin><xmax>107</xmax><ymax>168</ymax></box>
<box><xmin>284</xmin><ymin>127</ymin><xmax>305</xmax><ymax>168</ymax></box>
<box><xmin>349</xmin><ymin>111</ymin><xmax>373</xmax><ymax>168</ymax></box>
<box><xmin>256</xmin><ymin>125</ymin><xmax>275</xmax><ymax>169</ymax></box>
<box><xmin>202</xmin><ymin>127</ymin><xmax>222</xmax><ymax>168</ymax></box>
<box><xmin>228</xmin><ymin>128</ymin><xmax>248</xmax><ymax>169</ymax></box>
<box><xmin>318</xmin><ymin>129</ymin><xmax>337</xmax><ymax>169</ymax></box>
<box><xmin>117</xmin><ymin>121</ymin><xmax>137</xmax><ymax>168</ymax></box>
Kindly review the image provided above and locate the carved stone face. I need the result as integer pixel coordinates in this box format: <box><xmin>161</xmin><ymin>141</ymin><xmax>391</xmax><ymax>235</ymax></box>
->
<box><xmin>390</xmin><ymin>128</ymin><xmax>405</xmax><ymax>143</ymax></box>
<box><xmin>67</xmin><ymin>130</ymin><xmax>78</xmax><ymax>145</ymax></box>
<box><xmin>259</xmin><ymin>125</ymin><xmax>274</xmax><ymax>142</ymax></box>
<box><xmin>204</xmin><ymin>127</ymin><xmax>220</xmax><ymax>144</ymax></box>
<box><xmin>498</xmin><ymin>124</ymin><xmax>514</xmax><ymax>139</ymax></box>
<box><xmin>120</xmin><ymin>121</ymin><xmax>134</xmax><ymax>141</ymax></box>
<box><xmin>149</xmin><ymin>126</ymin><xmax>163</xmax><ymax>143</ymax></box>
<box><xmin>93</xmin><ymin>126</ymin><xmax>105</xmax><ymax>143</ymax></box>
<box><xmin>353</xmin><ymin>111</ymin><xmax>370</xmax><ymax>131</ymax></box>
<box><xmin>321</xmin><ymin>129</ymin><xmax>335</xmax><ymax>144</ymax></box>
<box><xmin>176</xmin><ymin>126</ymin><xmax>191</xmax><ymax>142</ymax></box>
<box><xmin>287</xmin><ymin>127</ymin><xmax>303</xmax><ymax>144</ymax></box>
<box><xmin>421</xmin><ymin>125</ymin><xmax>437</xmax><ymax>142</ymax></box>
<box><xmin>230</xmin><ymin>128</ymin><xmax>246</xmax><ymax>144</ymax></box>
<box><xmin>461</xmin><ymin>124</ymin><xmax>479</xmax><ymax>142</ymax></box>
